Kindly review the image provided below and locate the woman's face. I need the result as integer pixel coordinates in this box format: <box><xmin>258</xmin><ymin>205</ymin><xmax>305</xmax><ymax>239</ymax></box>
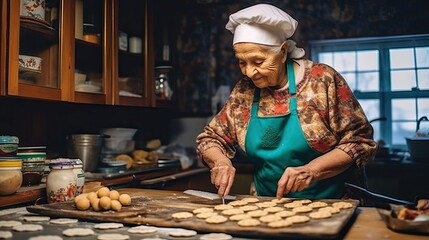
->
<box><xmin>234</xmin><ymin>42</ymin><xmax>287</xmax><ymax>89</ymax></box>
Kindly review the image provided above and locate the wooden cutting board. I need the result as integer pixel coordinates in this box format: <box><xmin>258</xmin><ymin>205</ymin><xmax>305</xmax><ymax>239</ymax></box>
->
<box><xmin>27</xmin><ymin>188</ymin><xmax>358</xmax><ymax>239</ymax></box>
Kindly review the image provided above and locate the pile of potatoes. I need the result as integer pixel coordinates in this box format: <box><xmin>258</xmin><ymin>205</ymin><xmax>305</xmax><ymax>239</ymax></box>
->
<box><xmin>73</xmin><ymin>187</ymin><xmax>132</xmax><ymax>212</ymax></box>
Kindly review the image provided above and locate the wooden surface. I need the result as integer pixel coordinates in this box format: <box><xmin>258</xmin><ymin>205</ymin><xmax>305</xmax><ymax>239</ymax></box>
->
<box><xmin>27</xmin><ymin>188</ymin><xmax>359</xmax><ymax>239</ymax></box>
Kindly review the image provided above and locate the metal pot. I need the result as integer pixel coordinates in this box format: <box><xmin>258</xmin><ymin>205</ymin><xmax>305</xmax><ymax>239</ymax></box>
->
<box><xmin>67</xmin><ymin>134</ymin><xmax>106</xmax><ymax>172</ymax></box>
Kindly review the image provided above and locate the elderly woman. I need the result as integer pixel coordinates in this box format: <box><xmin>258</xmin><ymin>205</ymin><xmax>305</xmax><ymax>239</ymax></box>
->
<box><xmin>196</xmin><ymin>4</ymin><xmax>377</xmax><ymax>199</ymax></box>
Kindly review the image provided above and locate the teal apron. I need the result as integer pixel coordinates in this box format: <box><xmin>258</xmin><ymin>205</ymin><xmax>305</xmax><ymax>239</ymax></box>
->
<box><xmin>245</xmin><ymin>59</ymin><xmax>346</xmax><ymax>199</ymax></box>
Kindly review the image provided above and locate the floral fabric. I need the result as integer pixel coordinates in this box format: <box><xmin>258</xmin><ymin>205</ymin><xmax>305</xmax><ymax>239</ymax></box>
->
<box><xmin>196</xmin><ymin>59</ymin><xmax>377</xmax><ymax>167</ymax></box>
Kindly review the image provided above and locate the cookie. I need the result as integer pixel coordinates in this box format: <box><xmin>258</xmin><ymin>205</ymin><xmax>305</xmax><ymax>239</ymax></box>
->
<box><xmin>239</xmin><ymin>205</ymin><xmax>259</xmax><ymax>212</ymax></box>
<box><xmin>127</xmin><ymin>226</ymin><xmax>158</xmax><ymax>234</ymax></box>
<box><xmin>168</xmin><ymin>229</ymin><xmax>197</xmax><ymax>237</ymax></box>
<box><xmin>22</xmin><ymin>216</ymin><xmax>50</xmax><ymax>222</ymax></box>
<box><xmin>193</xmin><ymin>207</ymin><xmax>213</xmax><ymax>214</ymax></box>
<box><xmin>284</xmin><ymin>202</ymin><xmax>302</xmax><ymax>208</ymax></box>
<box><xmin>237</xmin><ymin>218</ymin><xmax>261</xmax><ymax>227</ymax></box>
<box><xmin>205</xmin><ymin>215</ymin><xmax>228</xmax><ymax>224</ymax></box>
<box><xmin>267</xmin><ymin>219</ymin><xmax>293</xmax><ymax>228</ymax></box>
<box><xmin>255</xmin><ymin>201</ymin><xmax>277</xmax><ymax>208</ymax></box>
<box><xmin>200</xmin><ymin>233</ymin><xmax>233</xmax><ymax>240</ymax></box>
<box><xmin>241</xmin><ymin>197</ymin><xmax>260</xmax><ymax>203</ymax></box>
<box><xmin>285</xmin><ymin>215</ymin><xmax>310</xmax><ymax>224</ymax></box>
<box><xmin>259</xmin><ymin>214</ymin><xmax>282</xmax><ymax>223</ymax></box>
<box><xmin>0</xmin><ymin>220</ymin><xmax>22</xmax><ymax>228</ymax></box>
<box><xmin>12</xmin><ymin>224</ymin><xmax>43</xmax><ymax>232</ymax></box>
<box><xmin>247</xmin><ymin>210</ymin><xmax>268</xmax><ymax>217</ymax></box>
<box><xmin>196</xmin><ymin>212</ymin><xmax>218</xmax><ymax>219</ymax></box>
<box><xmin>98</xmin><ymin>233</ymin><xmax>130</xmax><ymax>240</ymax></box>
<box><xmin>309</xmin><ymin>211</ymin><xmax>332</xmax><ymax>219</ymax></box>
<box><xmin>221</xmin><ymin>208</ymin><xmax>244</xmax><ymax>216</ymax></box>
<box><xmin>229</xmin><ymin>213</ymin><xmax>252</xmax><ymax>221</ymax></box>
<box><xmin>29</xmin><ymin>235</ymin><xmax>63</xmax><ymax>240</ymax></box>
<box><xmin>307</xmin><ymin>201</ymin><xmax>328</xmax><ymax>208</ymax></box>
<box><xmin>62</xmin><ymin>228</ymin><xmax>95</xmax><ymax>237</ymax></box>
<box><xmin>332</xmin><ymin>201</ymin><xmax>353</xmax><ymax>209</ymax></box>
<box><xmin>94</xmin><ymin>223</ymin><xmax>124</xmax><ymax>230</ymax></box>
<box><xmin>264</xmin><ymin>206</ymin><xmax>284</xmax><ymax>213</ymax></box>
<box><xmin>228</xmin><ymin>200</ymin><xmax>248</xmax><ymax>206</ymax></box>
<box><xmin>0</xmin><ymin>231</ymin><xmax>12</xmax><ymax>239</ymax></box>
<box><xmin>49</xmin><ymin>218</ymin><xmax>78</xmax><ymax>225</ymax></box>
<box><xmin>292</xmin><ymin>206</ymin><xmax>313</xmax><ymax>213</ymax></box>
<box><xmin>274</xmin><ymin>210</ymin><xmax>296</xmax><ymax>218</ymax></box>
<box><xmin>318</xmin><ymin>206</ymin><xmax>340</xmax><ymax>214</ymax></box>
<box><xmin>171</xmin><ymin>212</ymin><xmax>193</xmax><ymax>219</ymax></box>
<box><xmin>271</xmin><ymin>198</ymin><xmax>292</xmax><ymax>204</ymax></box>
<box><xmin>214</xmin><ymin>204</ymin><xmax>234</xmax><ymax>211</ymax></box>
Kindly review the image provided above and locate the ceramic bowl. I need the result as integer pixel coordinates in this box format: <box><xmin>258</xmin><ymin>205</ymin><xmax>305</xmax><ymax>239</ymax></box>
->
<box><xmin>18</xmin><ymin>55</ymin><xmax>42</xmax><ymax>72</ymax></box>
<box><xmin>20</xmin><ymin>0</ymin><xmax>45</xmax><ymax>21</ymax></box>
<box><xmin>101</xmin><ymin>128</ymin><xmax>137</xmax><ymax>140</ymax></box>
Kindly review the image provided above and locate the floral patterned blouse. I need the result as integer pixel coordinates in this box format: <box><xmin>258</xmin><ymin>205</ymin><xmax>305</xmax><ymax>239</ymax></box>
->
<box><xmin>196</xmin><ymin>59</ymin><xmax>377</xmax><ymax>167</ymax></box>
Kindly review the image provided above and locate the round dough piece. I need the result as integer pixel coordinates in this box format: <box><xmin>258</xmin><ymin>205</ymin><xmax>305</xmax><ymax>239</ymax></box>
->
<box><xmin>237</xmin><ymin>218</ymin><xmax>261</xmax><ymax>227</ymax></box>
<box><xmin>229</xmin><ymin>213</ymin><xmax>252</xmax><ymax>221</ymax></box>
<box><xmin>285</xmin><ymin>215</ymin><xmax>310</xmax><ymax>224</ymax></box>
<box><xmin>127</xmin><ymin>225</ymin><xmax>158</xmax><ymax>234</ymax></box>
<box><xmin>267</xmin><ymin>219</ymin><xmax>293</xmax><ymax>228</ymax></box>
<box><xmin>62</xmin><ymin>228</ymin><xmax>95</xmax><ymax>237</ymax></box>
<box><xmin>168</xmin><ymin>229</ymin><xmax>197</xmax><ymax>237</ymax></box>
<box><xmin>294</xmin><ymin>199</ymin><xmax>312</xmax><ymax>204</ymax></box>
<box><xmin>200</xmin><ymin>233</ymin><xmax>233</xmax><ymax>240</ymax></box>
<box><xmin>193</xmin><ymin>207</ymin><xmax>213</xmax><ymax>214</ymax></box>
<box><xmin>228</xmin><ymin>200</ymin><xmax>248</xmax><ymax>207</ymax></box>
<box><xmin>29</xmin><ymin>235</ymin><xmax>63</xmax><ymax>240</ymax></box>
<box><xmin>255</xmin><ymin>201</ymin><xmax>277</xmax><ymax>208</ymax></box>
<box><xmin>196</xmin><ymin>212</ymin><xmax>218</xmax><ymax>219</ymax></box>
<box><xmin>205</xmin><ymin>215</ymin><xmax>228</xmax><ymax>224</ymax></box>
<box><xmin>259</xmin><ymin>214</ymin><xmax>282</xmax><ymax>223</ymax></box>
<box><xmin>98</xmin><ymin>233</ymin><xmax>130</xmax><ymax>240</ymax></box>
<box><xmin>274</xmin><ymin>210</ymin><xmax>296</xmax><ymax>218</ymax></box>
<box><xmin>49</xmin><ymin>218</ymin><xmax>78</xmax><ymax>225</ymax></box>
<box><xmin>94</xmin><ymin>223</ymin><xmax>124</xmax><ymax>230</ymax></box>
<box><xmin>247</xmin><ymin>210</ymin><xmax>268</xmax><ymax>217</ymax></box>
<box><xmin>239</xmin><ymin>205</ymin><xmax>259</xmax><ymax>212</ymax></box>
<box><xmin>292</xmin><ymin>206</ymin><xmax>313</xmax><ymax>213</ymax></box>
<box><xmin>97</xmin><ymin>187</ymin><xmax>110</xmax><ymax>198</ymax></box>
<box><xmin>214</xmin><ymin>204</ymin><xmax>233</xmax><ymax>211</ymax></box>
<box><xmin>172</xmin><ymin>212</ymin><xmax>193</xmax><ymax>219</ymax></box>
<box><xmin>241</xmin><ymin>197</ymin><xmax>260</xmax><ymax>203</ymax></box>
<box><xmin>0</xmin><ymin>220</ymin><xmax>22</xmax><ymax>228</ymax></box>
<box><xmin>118</xmin><ymin>194</ymin><xmax>132</xmax><ymax>206</ymax></box>
<box><xmin>22</xmin><ymin>216</ymin><xmax>50</xmax><ymax>222</ymax></box>
<box><xmin>332</xmin><ymin>201</ymin><xmax>353</xmax><ymax>209</ymax></box>
<box><xmin>318</xmin><ymin>206</ymin><xmax>341</xmax><ymax>214</ymax></box>
<box><xmin>284</xmin><ymin>202</ymin><xmax>303</xmax><ymax>209</ymax></box>
<box><xmin>309</xmin><ymin>211</ymin><xmax>333</xmax><ymax>219</ymax></box>
<box><xmin>141</xmin><ymin>238</ymin><xmax>166</xmax><ymax>240</ymax></box>
<box><xmin>264</xmin><ymin>206</ymin><xmax>284</xmax><ymax>213</ymax></box>
<box><xmin>308</xmin><ymin>201</ymin><xmax>328</xmax><ymax>208</ymax></box>
<box><xmin>12</xmin><ymin>224</ymin><xmax>43</xmax><ymax>232</ymax></box>
<box><xmin>0</xmin><ymin>231</ymin><xmax>12</xmax><ymax>239</ymax></box>
<box><xmin>271</xmin><ymin>198</ymin><xmax>292</xmax><ymax>204</ymax></box>
<box><xmin>221</xmin><ymin>208</ymin><xmax>244</xmax><ymax>216</ymax></box>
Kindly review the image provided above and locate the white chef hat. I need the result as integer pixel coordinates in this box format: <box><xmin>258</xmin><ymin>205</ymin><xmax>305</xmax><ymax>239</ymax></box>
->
<box><xmin>225</xmin><ymin>4</ymin><xmax>305</xmax><ymax>58</ymax></box>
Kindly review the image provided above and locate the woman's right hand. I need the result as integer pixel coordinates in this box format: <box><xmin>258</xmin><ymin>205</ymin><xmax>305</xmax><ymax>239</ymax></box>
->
<box><xmin>210</xmin><ymin>158</ymin><xmax>236</xmax><ymax>197</ymax></box>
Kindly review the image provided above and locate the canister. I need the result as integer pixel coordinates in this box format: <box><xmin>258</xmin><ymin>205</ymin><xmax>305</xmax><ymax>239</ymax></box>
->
<box><xmin>46</xmin><ymin>159</ymin><xmax>76</xmax><ymax>203</ymax></box>
<box><xmin>0</xmin><ymin>136</ymin><xmax>19</xmax><ymax>156</ymax></box>
<box><xmin>73</xmin><ymin>159</ymin><xmax>85</xmax><ymax>195</ymax></box>
<box><xmin>0</xmin><ymin>158</ymin><xmax>23</xmax><ymax>195</ymax></box>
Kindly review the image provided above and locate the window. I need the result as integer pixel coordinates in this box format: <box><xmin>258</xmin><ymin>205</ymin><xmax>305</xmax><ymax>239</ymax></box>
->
<box><xmin>310</xmin><ymin>34</ymin><xmax>429</xmax><ymax>148</ymax></box>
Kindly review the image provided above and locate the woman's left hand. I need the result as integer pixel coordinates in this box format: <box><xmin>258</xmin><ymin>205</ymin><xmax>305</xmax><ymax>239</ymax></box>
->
<box><xmin>276</xmin><ymin>165</ymin><xmax>315</xmax><ymax>198</ymax></box>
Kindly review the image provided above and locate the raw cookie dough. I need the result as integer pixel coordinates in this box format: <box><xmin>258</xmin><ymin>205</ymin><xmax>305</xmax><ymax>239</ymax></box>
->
<box><xmin>229</xmin><ymin>213</ymin><xmax>252</xmax><ymax>221</ymax></box>
<box><xmin>127</xmin><ymin>225</ymin><xmax>158</xmax><ymax>234</ymax></box>
<box><xmin>12</xmin><ymin>224</ymin><xmax>43</xmax><ymax>232</ymax></box>
<box><xmin>98</xmin><ymin>233</ymin><xmax>130</xmax><ymax>240</ymax></box>
<box><xmin>267</xmin><ymin>219</ymin><xmax>293</xmax><ymax>228</ymax></box>
<box><xmin>247</xmin><ymin>210</ymin><xmax>268</xmax><ymax>217</ymax></box>
<box><xmin>22</xmin><ymin>216</ymin><xmax>50</xmax><ymax>222</ymax></box>
<box><xmin>49</xmin><ymin>218</ymin><xmax>78</xmax><ymax>225</ymax></box>
<box><xmin>171</xmin><ymin>212</ymin><xmax>193</xmax><ymax>219</ymax></box>
<box><xmin>168</xmin><ymin>229</ymin><xmax>197</xmax><ymax>237</ymax></box>
<box><xmin>274</xmin><ymin>210</ymin><xmax>296</xmax><ymax>218</ymax></box>
<box><xmin>221</xmin><ymin>208</ymin><xmax>244</xmax><ymax>216</ymax></box>
<box><xmin>318</xmin><ymin>206</ymin><xmax>340</xmax><ymax>214</ymax></box>
<box><xmin>62</xmin><ymin>228</ymin><xmax>95</xmax><ymax>237</ymax></box>
<box><xmin>29</xmin><ymin>235</ymin><xmax>63</xmax><ymax>240</ymax></box>
<box><xmin>307</xmin><ymin>201</ymin><xmax>328</xmax><ymax>208</ymax></box>
<box><xmin>196</xmin><ymin>212</ymin><xmax>218</xmax><ymax>219</ymax></box>
<box><xmin>237</xmin><ymin>218</ymin><xmax>261</xmax><ymax>227</ymax></box>
<box><xmin>0</xmin><ymin>220</ymin><xmax>21</xmax><ymax>228</ymax></box>
<box><xmin>0</xmin><ymin>231</ymin><xmax>12</xmax><ymax>239</ymax></box>
<box><xmin>193</xmin><ymin>207</ymin><xmax>213</xmax><ymax>214</ymax></box>
<box><xmin>200</xmin><ymin>233</ymin><xmax>233</xmax><ymax>240</ymax></box>
<box><xmin>332</xmin><ymin>201</ymin><xmax>353</xmax><ymax>209</ymax></box>
<box><xmin>205</xmin><ymin>215</ymin><xmax>228</xmax><ymax>224</ymax></box>
<box><xmin>309</xmin><ymin>211</ymin><xmax>332</xmax><ymax>219</ymax></box>
<box><xmin>241</xmin><ymin>197</ymin><xmax>259</xmax><ymax>203</ymax></box>
<box><xmin>264</xmin><ymin>206</ymin><xmax>284</xmax><ymax>213</ymax></box>
<box><xmin>214</xmin><ymin>204</ymin><xmax>234</xmax><ymax>211</ymax></box>
<box><xmin>285</xmin><ymin>215</ymin><xmax>310</xmax><ymax>224</ymax></box>
<box><xmin>259</xmin><ymin>214</ymin><xmax>282</xmax><ymax>223</ymax></box>
<box><xmin>94</xmin><ymin>223</ymin><xmax>124</xmax><ymax>230</ymax></box>
<box><xmin>255</xmin><ymin>201</ymin><xmax>277</xmax><ymax>208</ymax></box>
<box><xmin>292</xmin><ymin>206</ymin><xmax>313</xmax><ymax>213</ymax></box>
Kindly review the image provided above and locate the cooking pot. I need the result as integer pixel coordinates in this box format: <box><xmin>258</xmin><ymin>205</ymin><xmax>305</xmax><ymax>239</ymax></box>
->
<box><xmin>67</xmin><ymin>134</ymin><xmax>107</xmax><ymax>172</ymax></box>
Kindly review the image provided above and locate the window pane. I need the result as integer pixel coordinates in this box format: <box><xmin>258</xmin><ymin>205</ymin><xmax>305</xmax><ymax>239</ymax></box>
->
<box><xmin>342</xmin><ymin>72</ymin><xmax>356</xmax><ymax>91</ymax></box>
<box><xmin>416</xmin><ymin>47</ymin><xmax>429</xmax><ymax>68</ymax></box>
<box><xmin>392</xmin><ymin>99</ymin><xmax>416</xmax><ymax>120</ymax></box>
<box><xmin>418</xmin><ymin>98</ymin><xmax>429</xmax><ymax>118</ymax></box>
<box><xmin>417</xmin><ymin>69</ymin><xmax>429</xmax><ymax>90</ymax></box>
<box><xmin>358</xmin><ymin>50</ymin><xmax>379</xmax><ymax>71</ymax></box>
<box><xmin>391</xmin><ymin>70</ymin><xmax>416</xmax><ymax>91</ymax></box>
<box><xmin>319</xmin><ymin>52</ymin><xmax>333</xmax><ymax>66</ymax></box>
<box><xmin>392</xmin><ymin>122</ymin><xmax>415</xmax><ymax>145</ymax></box>
<box><xmin>359</xmin><ymin>99</ymin><xmax>381</xmax><ymax>141</ymax></box>
<box><xmin>390</xmin><ymin>48</ymin><xmax>415</xmax><ymax>69</ymax></box>
<box><xmin>357</xmin><ymin>72</ymin><xmax>379</xmax><ymax>91</ymax></box>
<box><xmin>334</xmin><ymin>52</ymin><xmax>355</xmax><ymax>71</ymax></box>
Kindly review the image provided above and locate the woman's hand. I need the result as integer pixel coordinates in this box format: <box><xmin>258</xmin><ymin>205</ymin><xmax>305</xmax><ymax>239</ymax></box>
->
<box><xmin>210</xmin><ymin>159</ymin><xmax>236</xmax><ymax>197</ymax></box>
<box><xmin>276</xmin><ymin>165</ymin><xmax>315</xmax><ymax>198</ymax></box>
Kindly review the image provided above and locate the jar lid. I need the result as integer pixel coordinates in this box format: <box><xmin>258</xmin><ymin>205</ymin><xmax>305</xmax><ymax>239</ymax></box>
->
<box><xmin>0</xmin><ymin>136</ymin><xmax>19</xmax><ymax>144</ymax></box>
<box><xmin>0</xmin><ymin>160</ymin><xmax>22</xmax><ymax>168</ymax></box>
<box><xmin>49</xmin><ymin>158</ymin><xmax>74</xmax><ymax>169</ymax></box>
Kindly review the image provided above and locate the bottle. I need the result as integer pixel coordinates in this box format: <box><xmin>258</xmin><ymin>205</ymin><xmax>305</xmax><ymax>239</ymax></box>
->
<box><xmin>72</xmin><ymin>159</ymin><xmax>85</xmax><ymax>196</ymax></box>
<box><xmin>46</xmin><ymin>159</ymin><xmax>76</xmax><ymax>203</ymax></box>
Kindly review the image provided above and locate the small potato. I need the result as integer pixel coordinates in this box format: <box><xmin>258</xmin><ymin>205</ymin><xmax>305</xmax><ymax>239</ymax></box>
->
<box><xmin>119</xmin><ymin>194</ymin><xmax>131</xmax><ymax>206</ymax></box>
<box><xmin>97</xmin><ymin>187</ymin><xmax>110</xmax><ymax>198</ymax></box>
<box><xmin>90</xmin><ymin>198</ymin><xmax>101</xmax><ymax>211</ymax></box>
<box><xmin>99</xmin><ymin>196</ymin><xmax>111</xmax><ymax>210</ymax></box>
<box><xmin>74</xmin><ymin>193</ymin><xmax>88</xmax><ymax>205</ymax></box>
<box><xmin>109</xmin><ymin>190</ymin><xmax>120</xmax><ymax>200</ymax></box>
<box><xmin>76</xmin><ymin>198</ymin><xmax>91</xmax><ymax>211</ymax></box>
<box><xmin>86</xmin><ymin>192</ymin><xmax>98</xmax><ymax>202</ymax></box>
<box><xmin>111</xmin><ymin>200</ymin><xmax>122</xmax><ymax>211</ymax></box>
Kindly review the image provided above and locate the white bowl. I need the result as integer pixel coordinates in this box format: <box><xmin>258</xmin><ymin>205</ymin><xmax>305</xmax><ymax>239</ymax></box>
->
<box><xmin>20</xmin><ymin>0</ymin><xmax>45</xmax><ymax>21</ymax></box>
<box><xmin>101</xmin><ymin>128</ymin><xmax>137</xmax><ymax>140</ymax></box>
<box><xmin>104</xmin><ymin>139</ymin><xmax>135</xmax><ymax>153</ymax></box>
<box><xmin>18</xmin><ymin>55</ymin><xmax>42</xmax><ymax>72</ymax></box>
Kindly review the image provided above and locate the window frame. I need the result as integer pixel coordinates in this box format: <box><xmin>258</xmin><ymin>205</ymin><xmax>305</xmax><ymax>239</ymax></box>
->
<box><xmin>309</xmin><ymin>34</ymin><xmax>429</xmax><ymax>149</ymax></box>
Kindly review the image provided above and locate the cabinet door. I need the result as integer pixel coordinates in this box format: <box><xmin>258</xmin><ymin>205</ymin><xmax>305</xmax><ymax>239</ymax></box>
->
<box><xmin>7</xmin><ymin>0</ymin><xmax>67</xmax><ymax>100</ymax></box>
<box><xmin>73</xmin><ymin>0</ymin><xmax>112</xmax><ymax>104</ymax></box>
<box><xmin>114</xmin><ymin>0</ymin><xmax>153</xmax><ymax>106</ymax></box>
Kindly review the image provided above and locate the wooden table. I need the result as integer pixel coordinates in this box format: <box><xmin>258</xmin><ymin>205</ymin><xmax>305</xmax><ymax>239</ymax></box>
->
<box><xmin>344</xmin><ymin>207</ymin><xmax>428</xmax><ymax>240</ymax></box>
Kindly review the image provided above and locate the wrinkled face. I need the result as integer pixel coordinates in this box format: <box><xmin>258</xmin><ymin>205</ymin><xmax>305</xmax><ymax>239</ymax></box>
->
<box><xmin>234</xmin><ymin>42</ymin><xmax>287</xmax><ymax>89</ymax></box>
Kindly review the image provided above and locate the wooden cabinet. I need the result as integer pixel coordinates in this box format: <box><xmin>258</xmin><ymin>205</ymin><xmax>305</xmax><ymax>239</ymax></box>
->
<box><xmin>1</xmin><ymin>0</ymin><xmax>157</xmax><ymax>107</ymax></box>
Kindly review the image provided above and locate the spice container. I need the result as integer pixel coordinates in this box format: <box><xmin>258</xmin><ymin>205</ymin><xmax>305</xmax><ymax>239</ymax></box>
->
<box><xmin>0</xmin><ymin>158</ymin><xmax>23</xmax><ymax>195</ymax></box>
<box><xmin>17</xmin><ymin>149</ymin><xmax>46</xmax><ymax>186</ymax></box>
<box><xmin>72</xmin><ymin>159</ymin><xmax>85</xmax><ymax>195</ymax></box>
<box><xmin>46</xmin><ymin>159</ymin><xmax>76</xmax><ymax>203</ymax></box>
<box><xmin>0</xmin><ymin>136</ymin><xmax>19</xmax><ymax>156</ymax></box>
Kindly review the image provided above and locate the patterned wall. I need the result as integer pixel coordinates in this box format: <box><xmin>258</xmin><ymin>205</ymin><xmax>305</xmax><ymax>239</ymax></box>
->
<box><xmin>172</xmin><ymin>0</ymin><xmax>429</xmax><ymax>114</ymax></box>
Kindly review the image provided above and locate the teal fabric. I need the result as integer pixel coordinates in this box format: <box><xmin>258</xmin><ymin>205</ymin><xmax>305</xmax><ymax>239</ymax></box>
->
<box><xmin>245</xmin><ymin>59</ymin><xmax>345</xmax><ymax>199</ymax></box>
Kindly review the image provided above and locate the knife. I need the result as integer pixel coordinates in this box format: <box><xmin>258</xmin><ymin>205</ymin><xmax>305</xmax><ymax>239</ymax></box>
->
<box><xmin>183</xmin><ymin>189</ymin><xmax>236</xmax><ymax>201</ymax></box>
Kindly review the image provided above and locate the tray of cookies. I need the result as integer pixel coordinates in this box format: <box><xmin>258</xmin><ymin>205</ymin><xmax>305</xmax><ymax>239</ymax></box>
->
<box><xmin>27</xmin><ymin>188</ymin><xmax>359</xmax><ymax>239</ymax></box>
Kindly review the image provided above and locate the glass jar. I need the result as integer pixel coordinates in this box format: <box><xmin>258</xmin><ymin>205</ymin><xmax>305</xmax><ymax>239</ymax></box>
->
<box><xmin>72</xmin><ymin>159</ymin><xmax>85</xmax><ymax>196</ymax></box>
<box><xmin>46</xmin><ymin>159</ymin><xmax>76</xmax><ymax>203</ymax></box>
<box><xmin>0</xmin><ymin>159</ymin><xmax>22</xmax><ymax>195</ymax></box>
